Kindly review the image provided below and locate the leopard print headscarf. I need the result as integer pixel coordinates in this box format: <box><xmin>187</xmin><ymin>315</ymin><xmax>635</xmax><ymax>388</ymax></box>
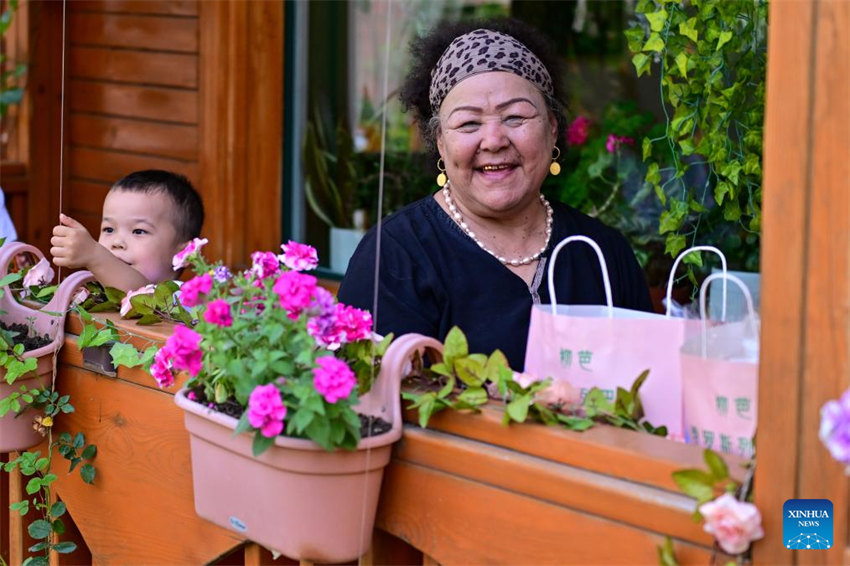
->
<box><xmin>429</xmin><ymin>28</ymin><xmax>553</xmax><ymax>113</ymax></box>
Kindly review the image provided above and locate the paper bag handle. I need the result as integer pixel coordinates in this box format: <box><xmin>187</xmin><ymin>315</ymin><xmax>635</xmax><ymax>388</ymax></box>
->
<box><xmin>548</xmin><ymin>235</ymin><xmax>613</xmax><ymax>317</ymax></box>
<box><xmin>665</xmin><ymin>245</ymin><xmax>728</xmax><ymax>320</ymax></box>
<box><xmin>698</xmin><ymin>272</ymin><xmax>757</xmax><ymax>357</ymax></box>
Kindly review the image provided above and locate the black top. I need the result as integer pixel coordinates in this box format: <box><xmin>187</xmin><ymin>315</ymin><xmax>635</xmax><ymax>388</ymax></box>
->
<box><xmin>338</xmin><ymin>196</ymin><xmax>653</xmax><ymax>370</ymax></box>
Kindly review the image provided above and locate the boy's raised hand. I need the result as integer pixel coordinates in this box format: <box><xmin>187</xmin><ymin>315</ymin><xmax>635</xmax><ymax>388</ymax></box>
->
<box><xmin>50</xmin><ymin>213</ymin><xmax>100</xmax><ymax>268</ymax></box>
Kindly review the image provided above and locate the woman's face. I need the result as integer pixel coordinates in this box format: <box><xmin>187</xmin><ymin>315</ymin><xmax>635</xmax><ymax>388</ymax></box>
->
<box><xmin>436</xmin><ymin>71</ymin><xmax>558</xmax><ymax>218</ymax></box>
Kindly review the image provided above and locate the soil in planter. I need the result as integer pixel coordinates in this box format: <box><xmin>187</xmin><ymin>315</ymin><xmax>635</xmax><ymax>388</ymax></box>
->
<box><xmin>190</xmin><ymin>388</ymin><xmax>392</xmax><ymax>439</ymax></box>
<box><xmin>0</xmin><ymin>321</ymin><xmax>51</xmax><ymax>351</ymax></box>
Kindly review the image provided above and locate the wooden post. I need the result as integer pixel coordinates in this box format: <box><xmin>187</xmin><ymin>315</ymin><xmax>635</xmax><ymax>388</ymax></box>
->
<box><xmin>755</xmin><ymin>0</ymin><xmax>850</xmax><ymax>563</ymax></box>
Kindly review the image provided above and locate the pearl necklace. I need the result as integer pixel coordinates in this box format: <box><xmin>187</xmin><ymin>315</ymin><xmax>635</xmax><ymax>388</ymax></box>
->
<box><xmin>442</xmin><ymin>184</ymin><xmax>554</xmax><ymax>267</ymax></box>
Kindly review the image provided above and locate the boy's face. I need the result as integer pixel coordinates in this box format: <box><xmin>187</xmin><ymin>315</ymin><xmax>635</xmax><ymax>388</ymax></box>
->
<box><xmin>99</xmin><ymin>189</ymin><xmax>187</xmax><ymax>284</ymax></box>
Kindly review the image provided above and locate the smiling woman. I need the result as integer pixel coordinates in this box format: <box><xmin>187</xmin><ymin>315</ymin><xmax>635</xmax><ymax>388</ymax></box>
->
<box><xmin>338</xmin><ymin>18</ymin><xmax>653</xmax><ymax>370</ymax></box>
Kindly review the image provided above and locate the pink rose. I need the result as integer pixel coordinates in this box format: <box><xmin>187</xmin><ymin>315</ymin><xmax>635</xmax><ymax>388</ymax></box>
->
<box><xmin>150</xmin><ymin>347</ymin><xmax>176</xmax><ymax>388</ymax></box>
<box><xmin>247</xmin><ymin>383</ymin><xmax>287</xmax><ymax>438</ymax></box>
<box><xmin>23</xmin><ymin>258</ymin><xmax>55</xmax><ymax>288</ymax></box>
<box><xmin>250</xmin><ymin>251</ymin><xmax>281</xmax><ymax>280</ymax></box>
<box><xmin>699</xmin><ymin>494</ymin><xmax>764</xmax><ymax>554</ymax></box>
<box><xmin>164</xmin><ymin>325</ymin><xmax>204</xmax><ymax>377</ymax></box>
<box><xmin>203</xmin><ymin>299</ymin><xmax>233</xmax><ymax>327</ymax></box>
<box><xmin>179</xmin><ymin>273</ymin><xmax>213</xmax><ymax>308</ymax></box>
<box><xmin>172</xmin><ymin>237</ymin><xmax>208</xmax><ymax>270</ymax></box>
<box><xmin>536</xmin><ymin>378</ymin><xmax>581</xmax><ymax>408</ymax></box>
<box><xmin>566</xmin><ymin>116</ymin><xmax>591</xmax><ymax>146</ymax></box>
<box><xmin>313</xmin><ymin>356</ymin><xmax>356</xmax><ymax>404</ymax></box>
<box><xmin>273</xmin><ymin>271</ymin><xmax>317</xmax><ymax>319</ymax></box>
<box><xmin>280</xmin><ymin>241</ymin><xmax>319</xmax><ymax>271</ymax></box>
<box><xmin>119</xmin><ymin>284</ymin><xmax>156</xmax><ymax>317</ymax></box>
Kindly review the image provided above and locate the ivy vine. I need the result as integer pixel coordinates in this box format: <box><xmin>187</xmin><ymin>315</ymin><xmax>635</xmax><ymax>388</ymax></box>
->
<box><xmin>627</xmin><ymin>0</ymin><xmax>768</xmax><ymax>271</ymax></box>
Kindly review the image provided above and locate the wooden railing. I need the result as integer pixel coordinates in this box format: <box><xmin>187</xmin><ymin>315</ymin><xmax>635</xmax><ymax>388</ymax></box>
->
<box><xmin>0</xmin><ymin>313</ymin><xmax>755</xmax><ymax>565</ymax></box>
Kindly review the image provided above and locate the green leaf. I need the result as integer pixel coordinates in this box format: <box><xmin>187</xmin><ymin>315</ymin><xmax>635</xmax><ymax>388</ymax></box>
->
<box><xmin>672</xmin><ymin>469</ymin><xmax>716</xmax><ymax>503</ymax></box>
<box><xmin>714</xmin><ymin>181</ymin><xmax>731</xmax><ymax>206</ymax></box>
<box><xmin>674</xmin><ymin>52</ymin><xmax>688</xmax><ymax>79</ymax></box>
<box><xmin>251</xmin><ymin>433</ymin><xmax>276</xmax><ymax>457</ymax></box>
<box><xmin>631</xmin><ymin>53</ymin><xmax>651</xmax><ymax>77</ymax></box>
<box><xmin>453</xmin><ymin>387</ymin><xmax>488</xmax><ymax>409</ymax></box>
<box><xmin>645</xmin><ymin>162</ymin><xmax>661</xmax><ymax>185</ymax></box>
<box><xmin>9</xmin><ymin>500</ymin><xmax>29</xmax><ymax>515</ymax></box>
<box><xmin>80</xmin><ymin>463</ymin><xmax>96</xmax><ymax>484</ymax></box>
<box><xmin>81</xmin><ymin>444</ymin><xmax>97</xmax><ymax>460</ymax></box>
<box><xmin>23</xmin><ymin>556</ymin><xmax>49</xmax><ymax>566</ymax></box>
<box><xmin>716</xmin><ymin>30</ymin><xmax>733</xmax><ymax>51</ymax></box>
<box><xmin>624</xmin><ymin>27</ymin><xmax>646</xmax><ymax>54</ymax></box>
<box><xmin>664</xmin><ymin>234</ymin><xmax>687</xmax><ymax>258</ymax></box>
<box><xmin>657</xmin><ymin>536</ymin><xmax>679</xmax><ymax>566</ymax></box>
<box><xmin>49</xmin><ymin>501</ymin><xmax>67</xmax><ymax>519</ymax></box>
<box><xmin>25</xmin><ymin>477</ymin><xmax>41</xmax><ymax>495</ymax></box>
<box><xmin>642</xmin><ymin>137</ymin><xmax>653</xmax><ymax>161</ymax></box>
<box><xmin>109</xmin><ymin>342</ymin><xmax>142</xmax><ymax>368</ymax></box>
<box><xmin>0</xmin><ymin>272</ymin><xmax>21</xmax><ymax>286</ymax></box>
<box><xmin>442</xmin><ymin>327</ymin><xmax>468</xmax><ymax>365</ymax></box>
<box><xmin>53</xmin><ymin>541</ymin><xmax>77</xmax><ymax>554</ymax></box>
<box><xmin>642</xmin><ymin>32</ymin><xmax>665</xmax><ymax>53</ymax></box>
<box><xmin>645</xmin><ymin>9</ymin><xmax>668</xmax><ymax>33</ymax></box>
<box><xmin>52</xmin><ymin>518</ymin><xmax>66</xmax><ymax>535</ymax></box>
<box><xmin>27</xmin><ymin>519</ymin><xmax>52</xmax><ymax>540</ymax></box>
<box><xmin>506</xmin><ymin>394</ymin><xmax>531</xmax><ymax>423</ymax></box>
<box><xmin>679</xmin><ymin>17</ymin><xmax>698</xmax><ymax>42</ymax></box>
<box><xmin>454</xmin><ymin>357</ymin><xmax>486</xmax><ymax>387</ymax></box>
<box><xmin>703</xmin><ymin>449</ymin><xmax>729</xmax><ymax>481</ymax></box>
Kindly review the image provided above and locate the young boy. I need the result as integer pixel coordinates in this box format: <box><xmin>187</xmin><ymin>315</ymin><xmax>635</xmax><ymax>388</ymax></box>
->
<box><xmin>50</xmin><ymin>170</ymin><xmax>204</xmax><ymax>292</ymax></box>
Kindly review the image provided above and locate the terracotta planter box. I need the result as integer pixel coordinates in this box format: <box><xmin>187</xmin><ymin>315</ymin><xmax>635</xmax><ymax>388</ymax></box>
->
<box><xmin>175</xmin><ymin>333</ymin><xmax>443</xmax><ymax>563</ymax></box>
<box><xmin>0</xmin><ymin>242</ymin><xmax>92</xmax><ymax>452</ymax></box>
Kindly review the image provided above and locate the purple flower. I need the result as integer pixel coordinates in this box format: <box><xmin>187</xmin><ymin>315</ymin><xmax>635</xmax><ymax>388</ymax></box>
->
<box><xmin>213</xmin><ymin>266</ymin><xmax>232</xmax><ymax>283</ymax></box>
<box><xmin>247</xmin><ymin>383</ymin><xmax>287</xmax><ymax>437</ymax></box>
<box><xmin>820</xmin><ymin>389</ymin><xmax>850</xmax><ymax>469</ymax></box>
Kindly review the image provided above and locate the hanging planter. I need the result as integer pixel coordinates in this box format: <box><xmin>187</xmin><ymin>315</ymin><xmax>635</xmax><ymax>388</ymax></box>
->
<box><xmin>174</xmin><ymin>333</ymin><xmax>442</xmax><ymax>563</ymax></box>
<box><xmin>0</xmin><ymin>241</ymin><xmax>93</xmax><ymax>452</ymax></box>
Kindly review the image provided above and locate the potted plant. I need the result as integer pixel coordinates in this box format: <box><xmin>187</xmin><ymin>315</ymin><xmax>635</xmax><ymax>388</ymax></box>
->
<box><xmin>0</xmin><ymin>241</ymin><xmax>92</xmax><ymax>451</ymax></box>
<box><xmin>302</xmin><ymin>117</ymin><xmax>368</xmax><ymax>274</ymax></box>
<box><xmin>156</xmin><ymin>239</ymin><xmax>438</xmax><ymax>562</ymax></box>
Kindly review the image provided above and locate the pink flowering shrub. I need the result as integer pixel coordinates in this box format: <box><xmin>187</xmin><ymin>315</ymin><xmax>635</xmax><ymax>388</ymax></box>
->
<box><xmin>153</xmin><ymin>240</ymin><xmax>393</xmax><ymax>455</ymax></box>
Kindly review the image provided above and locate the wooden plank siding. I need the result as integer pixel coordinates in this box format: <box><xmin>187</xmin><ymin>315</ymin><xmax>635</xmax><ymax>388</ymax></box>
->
<box><xmin>25</xmin><ymin>0</ymin><xmax>283</xmax><ymax>267</ymax></box>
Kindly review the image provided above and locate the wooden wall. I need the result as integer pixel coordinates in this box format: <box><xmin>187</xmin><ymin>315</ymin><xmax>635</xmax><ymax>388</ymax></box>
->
<box><xmin>25</xmin><ymin>0</ymin><xmax>283</xmax><ymax>267</ymax></box>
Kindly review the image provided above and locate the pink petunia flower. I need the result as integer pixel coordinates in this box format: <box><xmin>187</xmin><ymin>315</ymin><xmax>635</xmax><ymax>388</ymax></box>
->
<box><xmin>313</xmin><ymin>356</ymin><xmax>356</xmax><ymax>404</ymax></box>
<box><xmin>164</xmin><ymin>325</ymin><xmax>204</xmax><ymax>377</ymax></box>
<box><xmin>172</xmin><ymin>237</ymin><xmax>209</xmax><ymax>271</ymax></box>
<box><xmin>566</xmin><ymin>116</ymin><xmax>592</xmax><ymax>146</ymax></box>
<box><xmin>179</xmin><ymin>273</ymin><xmax>213</xmax><ymax>308</ymax></box>
<box><xmin>250</xmin><ymin>251</ymin><xmax>281</xmax><ymax>280</ymax></box>
<box><xmin>698</xmin><ymin>494</ymin><xmax>764</xmax><ymax>555</ymax></box>
<box><xmin>247</xmin><ymin>383</ymin><xmax>287</xmax><ymax>437</ymax></box>
<box><xmin>273</xmin><ymin>271</ymin><xmax>317</xmax><ymax>320</ymax></box>
<box><xmin>119</xmin><ymin>284</ymin><xmax>156</xmax><ymax>317</ymax></box>
<box><xmin>150</xmin><ymin>346</ymin><xmax>176</xmax><ymax>388</ymax></box>
<box><xmin>329</xmin><ymin>304</ymin><xmax>373</xmax><ymax>344</ymax></box>
<box><xmin>280</xmin><ymin>241</ymin><xmax>319</xmax><ymax>271</ymax></box>
<box><xmin>203</xmin><ymin>299</ymin><xmax>233</xmax><ymax>327</ymax></box>
<box><xmin>23</xmin><ymin>258</ymin><xmax>55</xmax><ymax>288</ymax></box>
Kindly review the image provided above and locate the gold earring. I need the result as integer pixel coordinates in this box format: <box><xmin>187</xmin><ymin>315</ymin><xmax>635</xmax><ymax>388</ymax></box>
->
<box><xmin>436</xmin><ymin>158</ymin><xmax>447</xmax><ymax>187</ymax></box>
<box><xmin>549</xmin><ymin>146</ymin><xmax>561</xmax><ymax>176</ymax></box>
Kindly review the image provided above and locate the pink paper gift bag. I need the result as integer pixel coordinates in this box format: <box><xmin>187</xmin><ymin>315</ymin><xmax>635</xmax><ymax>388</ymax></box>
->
<box><xmin>523</xmin><ymin>239</ymin><xmax>726</xmax><ymax>438</ymax></box>
<box><xmin>681</xmin><ymin>272</ymin><xmax>759</xmax><ymax>458</ymax></box>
